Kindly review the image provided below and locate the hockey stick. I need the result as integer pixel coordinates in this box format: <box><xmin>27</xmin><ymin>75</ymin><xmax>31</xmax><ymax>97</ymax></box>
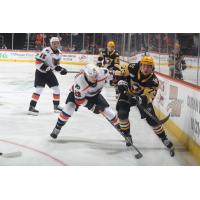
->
<box><xmin>125</xmin><ymin>93</ymin><xmax>170</xmax><ymax>126</ymax></box>
<box><xmin>101</xmin><ymin>113</ymin><xmax>143</xmax><ymax>159</ymax></box>
<box><xmin>0</xmin><ymin>151</ymin><xmax>22</xmax><ymax>158</ymax></box>
<box><xmin>136</xmin><ymin>102</ymin><xmax>170</xmax><ymax>125</ymax></box>
<box><xmin>67</xmin><ymin>70</ymin><xmax>80</xmax><ymax>74</ymax></box>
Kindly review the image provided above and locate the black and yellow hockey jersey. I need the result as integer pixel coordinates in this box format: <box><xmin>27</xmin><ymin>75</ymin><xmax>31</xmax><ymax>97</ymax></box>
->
<box><xmin>119</xmin><ymin>62</ymin><xmax>159</xmax><ymax>103</ymax></box>
<box><xmin>97</xmin><ymin>48</ymin><xmax>120</xmax><ymax>69</ymax></box>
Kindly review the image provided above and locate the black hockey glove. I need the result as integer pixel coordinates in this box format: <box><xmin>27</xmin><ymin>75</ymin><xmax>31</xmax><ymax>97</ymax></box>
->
<box><xmin>130</xmin><ymin>95</ymin><xmax>147</xmax><ymax>107</ymax></box>
<box><xmin>85</xmin><ymin>102</ymin><xmax>103</xmax><ymax>114</ymax></box>
<box><xmin>117</xmin><ymin>80</ymin><xmax>129</xmax><ymax>94</ymax></box>
<box><xmin>54</xmin><ymin>65</ymin><xmax>62</xmax><ymax>71</ymax></box>
<box><xmin>60</xmin><ymin>68</ymin><xmax>68</xmax><ymax>75</ymax></box>
<box><xmin>96</xmin><ymin>62</ymin><xmax>103</xmax><ymax>67</ymax></box>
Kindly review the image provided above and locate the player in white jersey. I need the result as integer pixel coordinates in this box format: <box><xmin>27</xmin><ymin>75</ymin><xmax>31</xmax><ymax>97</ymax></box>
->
<box><xmin>50</xmin><ymin>64</ymin><xmax>119</xmax><ymax>139</ymax></box>
<box><xmin>28</xmin><ymin>37</ymin><xmax>68</xmax><ymax>115</ymax></box>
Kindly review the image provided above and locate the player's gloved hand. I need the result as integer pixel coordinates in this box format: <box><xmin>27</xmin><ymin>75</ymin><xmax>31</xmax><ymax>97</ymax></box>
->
<box><xmin>96</xmin><ymin>62</ymin><xmax>102</xmax><ymax>67</ymax></box>
<box><xmin>85</xmin><ymin>103</ymin><xmax>102</xmax><ymax>114</ymax></box>
<box><xmin>60</xmin><ymin>68</ymin><xmax>68</xmax><ymax>75</ymax></box>
<box><xmin>117</xmin><ymin>80</ymin><xmax>128</xmax><ymax>94</ymax></box>
<box><xmin>130</xmin><ymin>95</ymin><xmax>147</xmax><ymax>107</ymax></box>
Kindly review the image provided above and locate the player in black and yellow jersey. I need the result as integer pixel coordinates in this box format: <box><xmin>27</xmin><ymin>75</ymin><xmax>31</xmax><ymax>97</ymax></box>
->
<box><xmin>97</xmin><ymin>41</ymin><xmax>120</xmax><ymax>70</ymax></box>
<box><xmin>115</xmin><ymin>55</ymin><xmax>175</xmax><ymax>156</ymax></box>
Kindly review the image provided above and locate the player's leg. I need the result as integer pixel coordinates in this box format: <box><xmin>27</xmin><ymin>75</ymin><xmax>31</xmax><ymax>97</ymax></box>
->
<box><xmin>50</xmin><ymin>92</ymin><xmax>77</xmax><ymax>139</ymax></box>
<box><xmin>116</xmin><ymin>94</ymin><xmax>132</xmax><ymax>146</ymax></box>
<box><xmin>46</xmin><ymin>71</ymin><xmax>62</xmax><ymax>112</ymax></box>
<box><xmin>143</xmin><ymin>104</ymin><xmax>174</xmax><ymax>151</ymax></box>
<box><xmin>28</xmin><ymin>70</ymin><xmax>45</xmax><ymax>115</ymax></box>
<box><xmin>51</xmin><ymin>86</ymin><xmax>62</xmax><ymax>112</ymax></box>
<box><xmin>89</xmin><ymin>94</ymin><xmax>119</xmax><ymax>126</ymax></box>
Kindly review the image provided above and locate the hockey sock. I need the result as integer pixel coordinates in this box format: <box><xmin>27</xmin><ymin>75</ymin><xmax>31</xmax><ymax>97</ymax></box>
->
<box><xmin>30</xmin><ymin>93</ymin><xmax>40</xmax><ymax>107</ymax></box>
<box><xmin>110</xmin><ymin>115</ymin><xmax>118</xmax><ymax>126</ymax></box>
<box><xmin>119</xmin><ymin>120</ymin><xmax>130</xmax><ymax>135</ymax></box>
<box><xmin>53</xmin><ymin>94</ymin><xmax>60</xmax><ymax>106</ymax></box>
<box><xmin>52</xmin><ymin>86</ymin><xmax>60</xmax><ymax>106</ymax></box>
<box><xmin>56</xmin><ymin>111</ymin><xmax>71</xmax><ymax>129</ymax></box>
<box><xmin>153</xmin><ymin>125</ymin><xmax>166</xmax><ymax>140</ymax></box>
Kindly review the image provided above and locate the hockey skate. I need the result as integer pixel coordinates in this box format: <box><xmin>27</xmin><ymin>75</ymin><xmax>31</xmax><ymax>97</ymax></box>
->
<box><xmin>28</xmin><ymin>106</ymin><xmax>39</xmax><ymax>116</ymax></box>
<box><xmin>115</xmin><ymin>124</ymin><xmax>133</xmax><ymax>146</ymax></box>
<box><xmin>54</xmin><ymin>105</ymin><xmax>63</xmax><ymax>113</ymax></box>
<box><xmin>50</xmin><ymin>128</ymin><xmax>60</xmax><ymax>139</ymax></box>
<box><xmin>124</xmin><ymin>134</ymin><xmax>133</xmax><ymax>147</ymax></box>
<box><xmin>162</xmin><ymin>138</ymin><xmax>175</xmax><ymax>157</ymax></box>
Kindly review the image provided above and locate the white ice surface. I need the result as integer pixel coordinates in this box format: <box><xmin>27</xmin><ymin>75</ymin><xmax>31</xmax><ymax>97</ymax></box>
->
<box><xmin>0</xmin><ymin>62</ymin><xmax>198</xmax><ymax>165</ymax></box>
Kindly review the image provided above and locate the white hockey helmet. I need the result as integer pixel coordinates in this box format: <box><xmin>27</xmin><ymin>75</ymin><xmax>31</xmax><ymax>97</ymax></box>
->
<box><xmin>50</xmin><ymin>37</ymin><xmax>60</xmax><ymax>44</ymax></box>
<box><xmin>84</xmin><ymin>64</ymin><xmax>99</xmax><ymax>81</ymax></box>
<box><xmin>84</xmin><ymin>64</ymin><xmax>99</xmax><ymax>78</ymax></box>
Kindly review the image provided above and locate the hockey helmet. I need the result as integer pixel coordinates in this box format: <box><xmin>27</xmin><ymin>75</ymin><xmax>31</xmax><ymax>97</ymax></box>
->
<box><xmin>140</xmin><ymin>56</ymin><xmax>154</xmax><ymax>66</ymax></box>
<box><xmin>84</xmin><ymin>64</ymin><xmax>99</xmax><ymax>79</ymax></box>
<box><xmin>50</xmin><ymin>37</ymin><xmax>60</xmax><ymax>44</ymax></box>
<box><xmin>107</xmin><ymin>41</ymin><xmax>115</xmax><ymax>48</ymax></box>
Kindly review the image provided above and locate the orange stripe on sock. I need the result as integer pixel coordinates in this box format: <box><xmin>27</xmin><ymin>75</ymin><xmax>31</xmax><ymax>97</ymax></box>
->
<box><xmin>32</xmin><ymin>93</ymin><xmax>40</xmax><ymax>100</ymax></box>
<box><xmin>53</xmin><ymin>94</ymin><xmax>60</xmax><ymax>100</ymax></box>
<box><xmin>59</xmin><ymin>113</ymin><xmax>69</xmax><ymax>121</ymax></box>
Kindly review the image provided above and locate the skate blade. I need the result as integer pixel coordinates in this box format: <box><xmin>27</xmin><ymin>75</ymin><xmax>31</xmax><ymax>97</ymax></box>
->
<box><xmin>28</xmin><ymin>111</ymin><xmax>39</xmax><ymax>116</ymax></box>
<box><xmin>54</xmin><ymin>110</ymin><xmax>62</xmax><ymax>113</ymax></box>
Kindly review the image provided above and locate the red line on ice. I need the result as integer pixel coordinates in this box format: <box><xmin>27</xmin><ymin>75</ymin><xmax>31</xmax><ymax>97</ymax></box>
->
<box><xmin>0</xmin><ymin>139</ymin><xmax>67</xmax><ymax>166</ymax></box>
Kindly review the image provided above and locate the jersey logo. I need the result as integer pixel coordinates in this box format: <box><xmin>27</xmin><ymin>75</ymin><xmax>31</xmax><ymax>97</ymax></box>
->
<box><xmin>75</xmin><ymin>84</ymin><xmax>80</xmax><ymax>90</ymax></box>
<box><xmin>75</xmin><ymin>91</ymin><xmax>81</xmax><ymax>97</ymax></box>
<box><xmin>153</xmin><ymin>78</ymin><xmax>158</xmax><ymax>84</ymax></box>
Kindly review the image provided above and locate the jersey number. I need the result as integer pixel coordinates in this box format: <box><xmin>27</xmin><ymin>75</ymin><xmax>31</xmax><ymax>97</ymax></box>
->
<box><xmin>40</xmin><ymin>53</ymin><xmax>46</xmax><ymax>60</ymax></box>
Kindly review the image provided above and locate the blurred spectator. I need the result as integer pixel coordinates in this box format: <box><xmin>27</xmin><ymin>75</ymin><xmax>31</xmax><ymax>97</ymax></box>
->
<box><xmin>1</xmin><ymin>44</ymin><xmax>7</xmax><ymax>49</ymax></box>
<box><xmin>35</xmin><ymin>33</ymin><xmax>43</xmax><ymax>50</ymax></box>
<box><xmin>168</xmin><ymin>52</ymin><xmax>187</xmax><ymax>80</ymax></box>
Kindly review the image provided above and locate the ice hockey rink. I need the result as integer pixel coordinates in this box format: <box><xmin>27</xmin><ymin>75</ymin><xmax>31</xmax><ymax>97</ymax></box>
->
<box><xmin>0</xmin><ymin>62</ymin><xmax>199</xmax><ymax>166</ymax></box>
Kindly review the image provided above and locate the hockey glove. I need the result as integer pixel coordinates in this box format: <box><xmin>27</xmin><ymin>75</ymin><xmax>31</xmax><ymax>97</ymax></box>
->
<box><xmin>60</xmin><ymin>68</ymin><xmax>68</xmax><ymax>75</ymax></box>
<box><xmin>85</xmin><ymin>102</ymin><xmax>102</xmax><ymax>114</ymax></box>
<box><xmin>130</xmin><ymin>95</ymin><xmax>147</xmax><ymax>107</ymax></box>
<box><xmin>117</xmin><ymin>80</ymin><xmax>129</xmax><ymax>94</ymax></box>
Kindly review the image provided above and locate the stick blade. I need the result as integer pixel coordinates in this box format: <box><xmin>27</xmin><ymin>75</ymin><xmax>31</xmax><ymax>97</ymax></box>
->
<box><xmin>158</xmin><ymin>114</ymin><xmax>170</xmax><ymax>125</ymax></box>
<box><xmin>1</xmin><ymin>151</ymin><xmax>22</xmax><ymax>158</ymax></box>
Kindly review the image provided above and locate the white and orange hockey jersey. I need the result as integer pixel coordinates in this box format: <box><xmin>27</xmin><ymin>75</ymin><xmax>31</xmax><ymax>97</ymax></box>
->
<box><xmin>35</xmin><ymin>47</ymin><xmax>62</xmax><ymax>73</ymax></box>
<box><xmin>70</xmin><ymin>68</ymin><xmax>110</xmax><ymax>105</ymax></box>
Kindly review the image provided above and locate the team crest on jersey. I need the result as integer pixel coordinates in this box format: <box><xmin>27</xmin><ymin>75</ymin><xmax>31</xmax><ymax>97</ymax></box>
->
<box><xmin>153</xmin><ymin>78</ymin><xmax>158</xmax><ymax>84</ymax></box>
<box><xmin>75</xmin><ymin>84</ymin><xmax>80</xmax><ymax>89</ymax></box>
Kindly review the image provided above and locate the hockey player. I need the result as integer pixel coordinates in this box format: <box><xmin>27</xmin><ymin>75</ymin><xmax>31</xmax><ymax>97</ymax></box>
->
<box><xmin>28</xmin><ymin>37</ymin><xmax>68</xmax><ymax>115</ymax></box>
<box><xmin>115</xmin><ymin>56</ymin><xmax>175</xmax><ymax>156</ymax></box>
<box><xmin>97</xmin><ymin>41</ymin><xmax>120</xmax><ymax>70</ymax></box>
<box><xmin>50</xmin><ymin>64</ymin><xmax>120</xmax><ymax>140</ymax></box>
<box><xmin>168</xmin><ymin>52</ymin><xmax>187</xmax><ymax>80</ymax></box>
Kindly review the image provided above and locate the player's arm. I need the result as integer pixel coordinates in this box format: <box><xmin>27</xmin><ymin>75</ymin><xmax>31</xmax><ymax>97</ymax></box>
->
<box><xmin>114</xmin><ymin>51</ymin><xmax>120</xmax><ymax>67</ymax></box>
<box><xmin>35</xmin><ymin>48</ymin><xmax>49</xmax><ymax>64</ymax></box>
<box><xmin>132</xmin><ymin>77</ymin><xmax>159</xmax><ymax>106</ymax></box>
<box><xmin>181</xmin><ymin>59</ymin><xmax>187</xmax><ymax>70</ymax></box>
<box><xmin>97</xmin><ymin>51</ymin><xmax>104</xmax><ymax>67</ymax></box>
<box><xmin>35</xmin><ymin>48</ymin><xmax>53</xmax><ymax>71</ymax></box>
<box><xmin>113</xmin><ymin>65</ymin><xmax>129</xmax><ymax>85</ymax></box>
<box><xmin>54</xmin><ymin>65</ymin><xmax>68</xmax><ymax>75</ymax></box>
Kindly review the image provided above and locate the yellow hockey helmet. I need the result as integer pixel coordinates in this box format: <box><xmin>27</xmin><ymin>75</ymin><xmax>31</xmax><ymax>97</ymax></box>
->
<box><xmin>107</xmin><ymin>41</ymin><xmax>115</xmax><ymax>48</ymax></box>
<box><xmin>140</xmin><ymin>56</ymin><xmax>154</xmax><ymax>66</ymax></box>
